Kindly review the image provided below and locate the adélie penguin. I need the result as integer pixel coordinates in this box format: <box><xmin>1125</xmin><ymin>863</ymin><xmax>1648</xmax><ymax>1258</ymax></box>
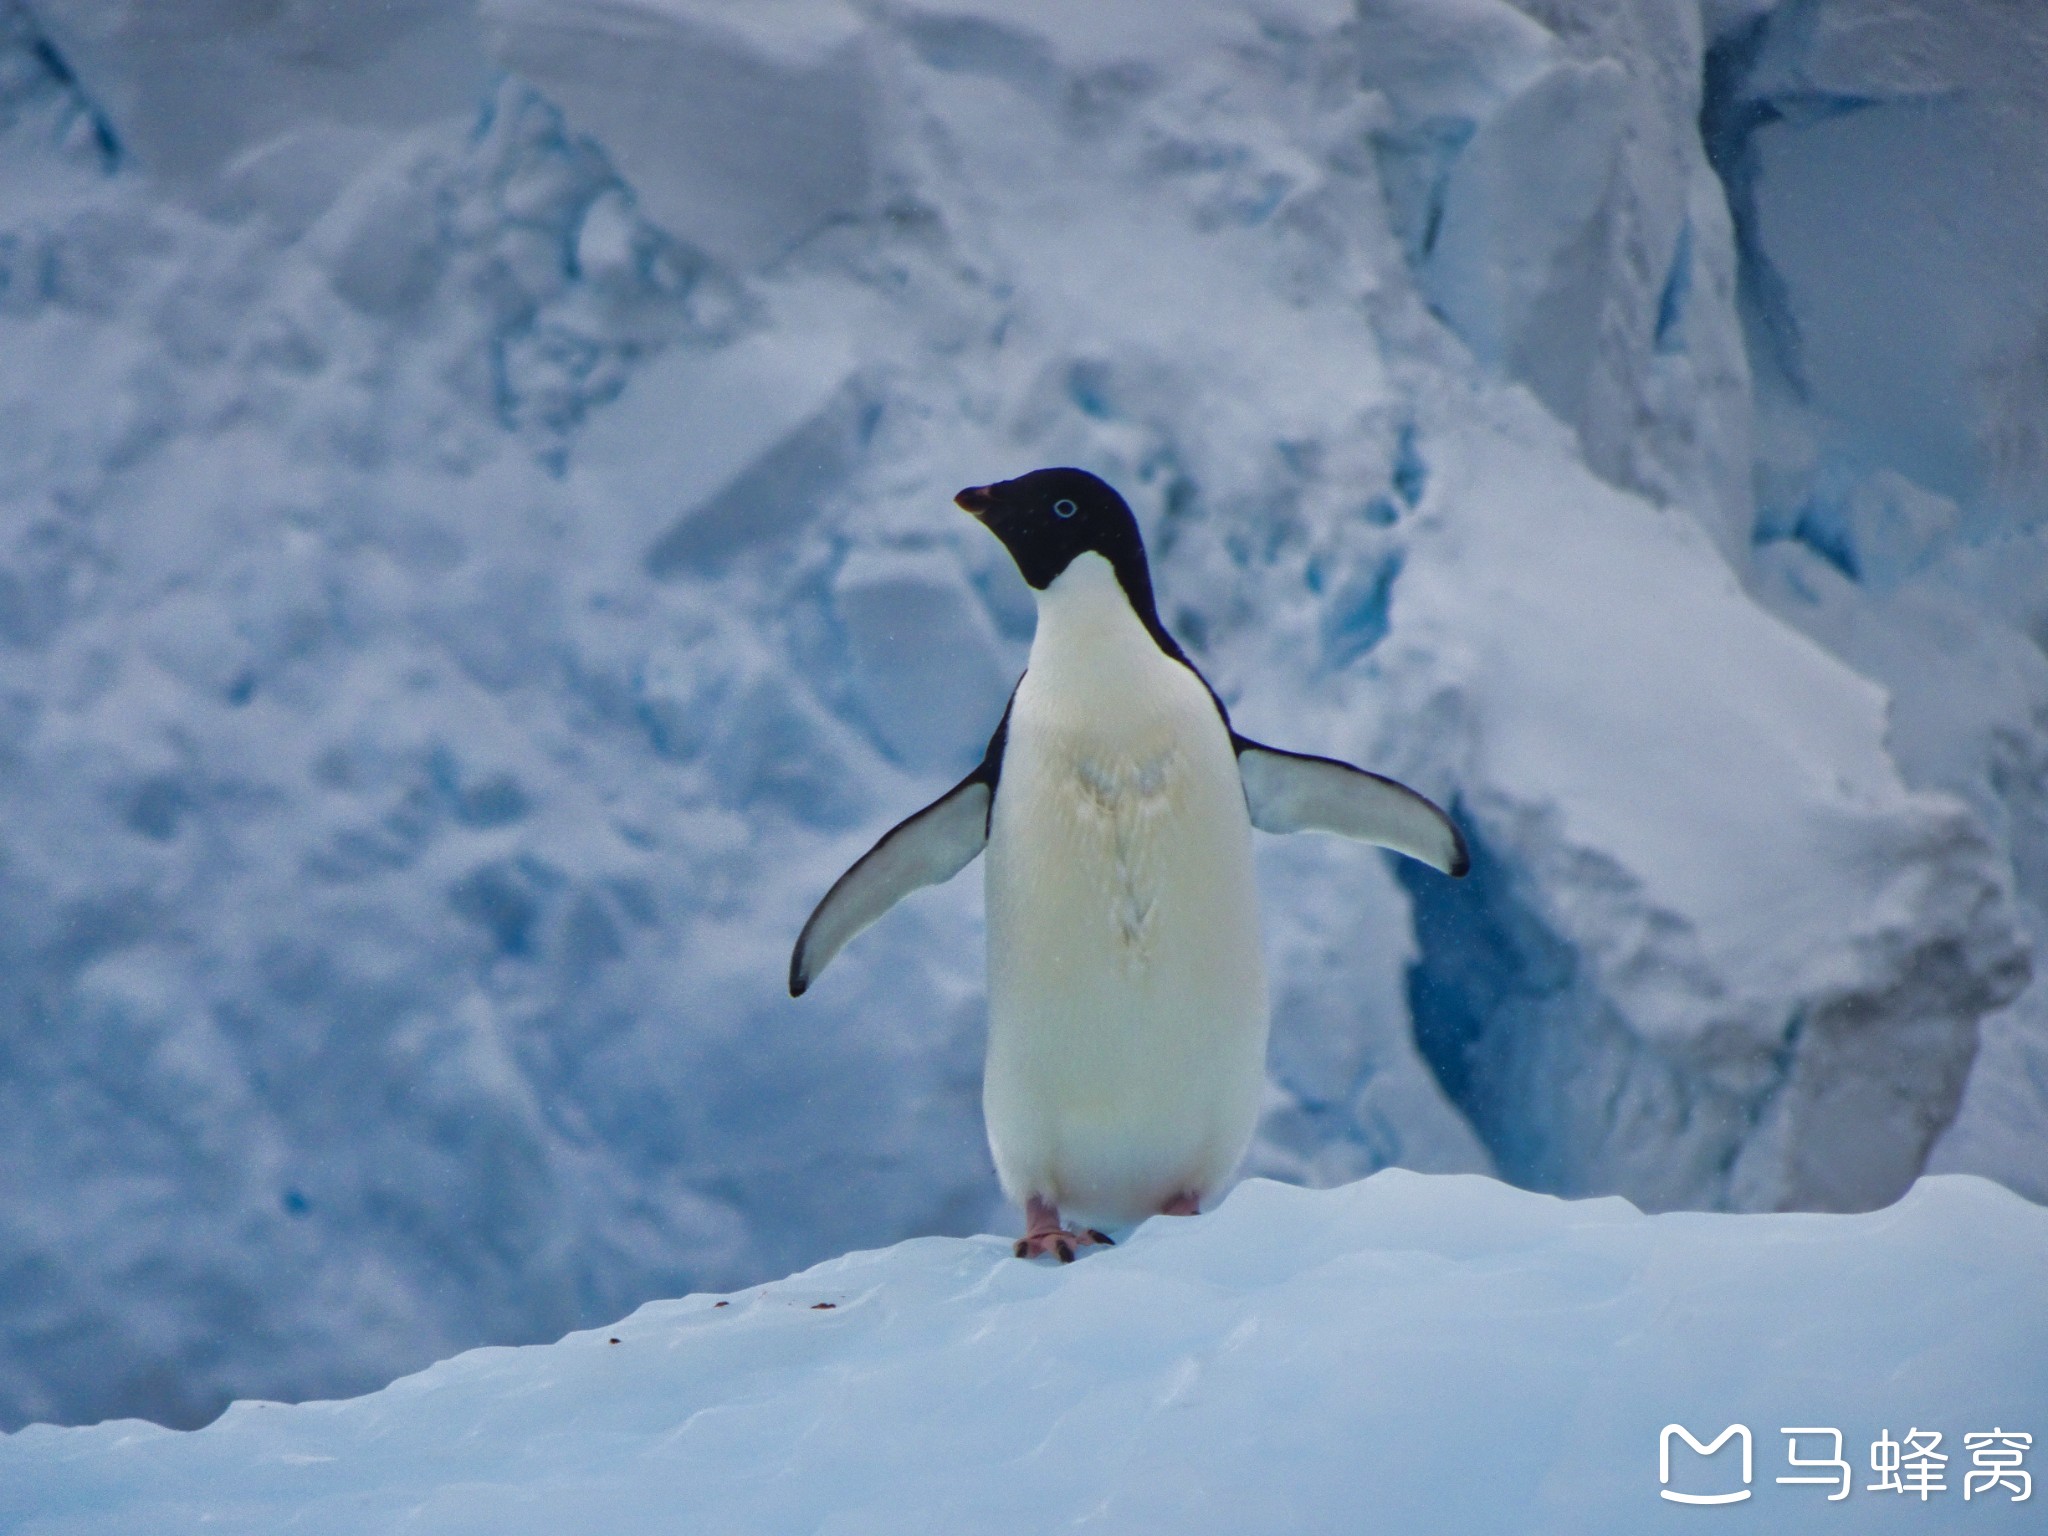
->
<box><xmin>791</xmin><ymin>467</ymin><xmax>1467</xmax><ymax>1261</ymax></box>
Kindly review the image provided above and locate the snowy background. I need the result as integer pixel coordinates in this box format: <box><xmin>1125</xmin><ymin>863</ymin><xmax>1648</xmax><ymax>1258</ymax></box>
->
<box><xmin>0</xmin><ymin>0</ymin><xmax>2042</xmax><ymax>1433</ymax></box>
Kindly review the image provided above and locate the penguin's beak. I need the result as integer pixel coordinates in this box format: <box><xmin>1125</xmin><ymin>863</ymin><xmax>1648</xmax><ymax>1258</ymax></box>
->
<box><xmin>954</xmin><ymin>484</ymin><xmax>995</xmax><ymax>520</ymax></box>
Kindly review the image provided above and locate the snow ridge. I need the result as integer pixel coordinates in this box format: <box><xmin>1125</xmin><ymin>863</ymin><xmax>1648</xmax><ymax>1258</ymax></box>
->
<box><xmin>2</xmin><ymin>1173</ymin><xmax>2042</xmax><ymax>1536</ymax></box>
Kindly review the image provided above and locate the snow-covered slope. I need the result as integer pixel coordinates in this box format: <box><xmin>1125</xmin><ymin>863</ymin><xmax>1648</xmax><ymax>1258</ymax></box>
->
<box><xmin>0</xmin><ymin>0</ymin><xmax>2039</xmax><ymax>1432</ymax></box>
<box><xmin>3</xmin><ymin>1172</ymin><xmax>2043</xmax><ymax>1535</ymax></box>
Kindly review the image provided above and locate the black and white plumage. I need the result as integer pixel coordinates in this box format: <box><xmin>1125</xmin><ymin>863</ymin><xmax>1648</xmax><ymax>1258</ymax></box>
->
<box><xmin>790</xmin><ymin>467</ymin><xmax>1466</xmax><ymax>1257</ymax></box>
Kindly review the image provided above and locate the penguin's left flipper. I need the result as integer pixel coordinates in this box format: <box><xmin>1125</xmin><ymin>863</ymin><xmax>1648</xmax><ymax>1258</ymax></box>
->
<box><xmin>1235</xmin><ymin>738</ymin><xmax>1469</xmax><ymax>878</ymax></box>
<box><xmin>789</xmin><ymin>774</ymin><xmax>993</xmax><ymax>996</ymax></box>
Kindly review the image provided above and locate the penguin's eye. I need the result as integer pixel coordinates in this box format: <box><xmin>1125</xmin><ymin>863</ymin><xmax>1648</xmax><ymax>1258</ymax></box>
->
<box><xmin>1052</xmin><ymin>498</ymin><xmax>1077</xmax><ymax>518</ymax></box>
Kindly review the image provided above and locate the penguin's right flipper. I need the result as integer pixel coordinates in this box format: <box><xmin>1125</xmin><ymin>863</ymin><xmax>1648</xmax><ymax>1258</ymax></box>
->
<box><xmin>789</xmin><ymin>775</ymin><xmax>992</xmax><ymax>996</ymax></box>
<box><xmin>1235</xmin><ymin>738</ymin><xmax>1469</xmax><ymax>877</ymax></box>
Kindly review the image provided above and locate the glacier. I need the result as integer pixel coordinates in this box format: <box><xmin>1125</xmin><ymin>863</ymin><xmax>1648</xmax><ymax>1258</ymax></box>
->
<box><xmin>0</xmin><ymin>0</ymin><xmax>2041</xmax><ymax>1434</ymax></box>
<box><xmin>2</xmin><ymin>1172</ymin><xmax>2043</xmax><ymax>1534</ymax></box>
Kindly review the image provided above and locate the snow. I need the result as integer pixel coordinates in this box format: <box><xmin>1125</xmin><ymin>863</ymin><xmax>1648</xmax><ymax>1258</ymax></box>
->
<box><xmin>1730</xmin><ymin>0</ymin><xmax>2048</xmax><ymax>516</ymax></box>
<box><xmin>30</xmin><ymin>0</ymin><xmax>488</xmax><ymax>184</ymax></box>
<box><xmin>0</xmin><ymin>0</ymin><xmax>2041</xmax><ymax>1436</ymax></box>
<box><xmin>830</xmin><ymin>545</ymin><xmax>1009</xmax><ymax>771</ymax></box>
<box><xmin>3</xmin><ymin>1172</ymin><xmax>2043</xmax><ymax>1534</ymax></box>
<box><xmin>484</xmin><ymin>0</ymin><xmax>876</xmax><ymax>267</ymax></box>
<box><xmin>1397</xmin><ymin>420</ymin><xmax>2022</xmax><ymax>1210</ymax></box>
<box><xmin>1709</xmin><ymin>0</ymin><xmax>2048</xmax><ymax>1206</ymax></box>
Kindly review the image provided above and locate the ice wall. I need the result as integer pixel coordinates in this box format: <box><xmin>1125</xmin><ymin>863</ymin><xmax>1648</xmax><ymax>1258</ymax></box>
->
<box><xmin>0</xmin><ymin>0</ymin><xmax>2035</xmax><ymax>1431</ymax></box>
<box><xmin>1696</xmin><ymin>0</ymin><xmax>2048</xmax><ymax>1202</ymax></box>
<box><xmin>1370</xmin><ymin>0</ymin><xmax>1756</xmax><ymax>555</ymax></box>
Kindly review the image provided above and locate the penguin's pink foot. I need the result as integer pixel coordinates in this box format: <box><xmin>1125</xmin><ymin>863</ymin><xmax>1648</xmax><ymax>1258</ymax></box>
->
<box><xmin>1013</xmin><ymin>1229</ymin><xmax>1111</xmax><ymax>1262</ymax></box>
<box><xmin>1013</xmin><ymin>1195</ymin><xmax>1113</xmax><ymax>1263</ymax></box>
<box><xmin>1159</xmin><ymin>1191</ymin><xmax>1201</xmax><ymax>1216</ymax></box>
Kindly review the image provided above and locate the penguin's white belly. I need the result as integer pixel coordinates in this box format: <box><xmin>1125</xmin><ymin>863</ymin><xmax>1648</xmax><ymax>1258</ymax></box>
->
<box><xmin>983</xmin><ymin>565</ymin><xmax>1268</xmax><ymax>1225</ymax></box>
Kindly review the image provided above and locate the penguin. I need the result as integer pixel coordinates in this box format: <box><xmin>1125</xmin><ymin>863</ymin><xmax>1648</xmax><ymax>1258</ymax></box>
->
<box><xmin>790</xmin><ymin>467</ymin><xmax>1466</xmax><ymax>1261</ymax></box>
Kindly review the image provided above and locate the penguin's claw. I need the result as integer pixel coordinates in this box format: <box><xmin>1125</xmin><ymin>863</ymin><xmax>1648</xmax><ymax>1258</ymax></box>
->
<box><xmin>1015</xmin><ymin>1194</ymin><xmax>1114</xmax><ymax>1262</ymax></box>
<box><xmin>1013</xmin><ymin>1227</ymin><xmax>1110</xmax><ymax>1262</ymax></box>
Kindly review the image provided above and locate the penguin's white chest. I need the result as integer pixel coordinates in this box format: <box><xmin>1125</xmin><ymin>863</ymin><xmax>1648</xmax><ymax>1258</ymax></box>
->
<box><xmin>983</xmin><ymin>555</ymin><xmax>1269</xmax><ymax>1225</ymax></box>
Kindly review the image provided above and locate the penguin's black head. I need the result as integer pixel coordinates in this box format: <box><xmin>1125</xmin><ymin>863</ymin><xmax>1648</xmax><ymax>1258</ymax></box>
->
<box><xmin>958</xmin><ymin>465</ymin><xmax>1206</xmax><ymax>682</ymax></box>
<box><xmin>955</xmin><ymin>467</ymin><xmax>1150</xmax><ymax>594</ymax></box>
